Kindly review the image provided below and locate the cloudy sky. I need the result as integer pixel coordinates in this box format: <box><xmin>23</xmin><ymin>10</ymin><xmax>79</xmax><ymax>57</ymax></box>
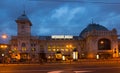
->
<box><xmin>0</xmin><ymin>0</ymin><xmax>120</xmax><ymax>41</ymax></box>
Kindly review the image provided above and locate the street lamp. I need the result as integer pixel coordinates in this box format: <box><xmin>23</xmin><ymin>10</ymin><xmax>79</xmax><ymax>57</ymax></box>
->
<box><xmin>1</xmin><ymin>34</ymin><xmax>8</xmax><ymax>39</ymax></box>
<box><xmin>0</xmin><ymin>34</ymin><xmax>8</xmax><ymax>64</ymax></box>
<box><xmin>1</xmin><ymin>34</ymin><xmax>8</xmax><ymax>44</ymax></box>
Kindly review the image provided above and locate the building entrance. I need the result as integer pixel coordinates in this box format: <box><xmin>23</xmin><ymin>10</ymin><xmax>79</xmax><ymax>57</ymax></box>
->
<box><xmin>98</xmin><ymin>53</ymin><xmax>112</xmax><ymax>59</ymax></box>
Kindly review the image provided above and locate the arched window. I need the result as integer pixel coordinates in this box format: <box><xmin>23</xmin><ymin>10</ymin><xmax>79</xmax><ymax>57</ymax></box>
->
<box><xmin>98</xmin><ymin>38</ymin><xmax>111</xmax><ymax>50</ymax></box>
<box><xmin>22</xmin><ymin>43</ymin><xmax>26</xmax><ymax>47</ymax></box>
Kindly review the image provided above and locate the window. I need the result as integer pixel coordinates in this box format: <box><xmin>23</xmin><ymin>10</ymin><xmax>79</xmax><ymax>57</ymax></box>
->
<box><xmin>48</xmin><ymin>49</ymin><xmax>51</xmax><ymax>52</ymax></box>
<box><xmin>31</xmin><ymin>43</ymin><xmax>36</xmax><ymax>47</ymax></box>
<box><xmin>61</xmin><ymin>49</ymin><xmax>64</xmax><ymax>51</ymax></box>
<box><xmin>34</xmin><ymin>44</ymin><xmax>36</xmax><ymax>46</ymax></box>
<box><xmin>14</xmin><ymin>48</ymin><xmax>17</xmax><ymax>50</ymax></box>
<box><xmin>98</xmin><ymin>38</ymin><xmax>111</xmax><ymax>50</ymax></box>
<box><xmin>31</xmin><ymin>48</ymin><xmax>36</xmax><ymax>51</ymax></box>
<box><xmin>53</xmin><ymin>49</ymin><xmax>56</xmax><ymax>52</ymax></box>
<box><xmin>65</xmin><ymin>49</ymin><xmax>68</xmax><ymax>52</ymax></box>
<box><xmin>22</xmin><ymin>47</ymin><xmax>26</xmax><ymax>51</ymax></box>
<box><xmin>22</xmin><ymin>43</ymin><xmax>26</xmax><ymax>47</ymax></box>
<box><xmin>31</xmin><ymin>44</ymin><xmax>33</xmax><ymax>47</ymax></box>
<box><xmin>21</xmin><ymin>25</ymin><xmax>25</xmax><ymax>29</ymax></box>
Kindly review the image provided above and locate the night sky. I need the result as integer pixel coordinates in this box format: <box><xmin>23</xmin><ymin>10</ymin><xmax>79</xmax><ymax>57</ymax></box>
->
<box><xmin>0</xmin><ymin>0</ymin><xmax>120</xmax><ymax>42</ymax></box>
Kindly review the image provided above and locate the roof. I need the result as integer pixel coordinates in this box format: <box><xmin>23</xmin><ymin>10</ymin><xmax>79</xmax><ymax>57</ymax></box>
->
<box><xmin>16</xmin><ymin>13</ymin><xmax>32</xmax><ymax>26</ymax></box>
<box><xmin>80</xmin><ymin>23</ymin><xmax>108</xmax><ymax>37</ymax></box>
<box><xmin>17</xmin><ymin>13</ymin><xmax>29</xmax><ymax>21</ymax></box>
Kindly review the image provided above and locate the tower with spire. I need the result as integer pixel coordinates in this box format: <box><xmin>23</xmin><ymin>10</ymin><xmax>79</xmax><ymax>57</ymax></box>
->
<box><xmin>15</xmin><ymin>11</ymin><xmax>32</xmax><ymax>36</ymax></box>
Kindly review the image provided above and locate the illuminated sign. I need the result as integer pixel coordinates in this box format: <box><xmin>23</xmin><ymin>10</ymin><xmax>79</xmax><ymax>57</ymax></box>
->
<box><xmin>51</xmin><ymin>35</ymin><xmax>73</xmax><ymax>39</ymax></box>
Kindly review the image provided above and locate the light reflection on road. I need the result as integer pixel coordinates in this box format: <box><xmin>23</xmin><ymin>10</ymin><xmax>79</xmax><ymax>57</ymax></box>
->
<box><xmin>47</xmin><ymin>71</ymin><xmax>63</xmax><ymax>73</ymax></box>
<box><xmin>47</xmin><ymin>70</ymin><xmax>92</xmax><ymax>73</ymax></box>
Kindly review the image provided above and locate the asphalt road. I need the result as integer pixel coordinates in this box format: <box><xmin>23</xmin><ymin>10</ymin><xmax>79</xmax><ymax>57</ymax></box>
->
<box><xmin>0</xmin><ymin>63</ymin><xmax>120</xmax><ymax>73</ymax></box>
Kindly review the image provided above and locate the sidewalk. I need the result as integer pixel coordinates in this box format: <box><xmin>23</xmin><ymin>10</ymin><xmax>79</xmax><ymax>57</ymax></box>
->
<box><xmin>0</xmin><ymin>59</ymin><xmax>120</xmax><ymax>66</ymax></box>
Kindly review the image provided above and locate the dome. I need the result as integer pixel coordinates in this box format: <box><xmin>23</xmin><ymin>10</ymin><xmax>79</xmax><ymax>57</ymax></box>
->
<box><xmin>80</xmin><ymin>23</ymin><xmax>108</xmax><ymax>37</ymax></box>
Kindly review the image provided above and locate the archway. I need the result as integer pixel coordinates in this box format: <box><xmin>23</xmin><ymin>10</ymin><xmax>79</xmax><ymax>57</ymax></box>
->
<box><xmin>98</xmin><ymin>38</ymin><xmax>112</xmax><ymax>59</ymax></box>
<box><xmin>98</xmin><ymin>38</ymin><xmax>111</xmax><ymax>50</ymax></box>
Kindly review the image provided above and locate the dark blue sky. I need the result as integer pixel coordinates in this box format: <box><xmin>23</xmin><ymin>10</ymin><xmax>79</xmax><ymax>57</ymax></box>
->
<box><xmin>0</xmin><ymin>0</ymin><xmax>120</xmax><ymax>39</ymax></box>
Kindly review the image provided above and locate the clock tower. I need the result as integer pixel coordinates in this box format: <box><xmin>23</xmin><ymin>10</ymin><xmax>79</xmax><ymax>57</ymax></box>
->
<box><xmin>16</xmin><ymin>12</ymin><xmax>32</xmax><ymax>36</ymax></box>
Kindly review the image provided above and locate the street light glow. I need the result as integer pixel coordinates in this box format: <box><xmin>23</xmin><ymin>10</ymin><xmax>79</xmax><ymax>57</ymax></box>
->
<box><xmin>1</xmin><ymin>34</ymin><xmax>8</xmax><ymax>39</ymax></box>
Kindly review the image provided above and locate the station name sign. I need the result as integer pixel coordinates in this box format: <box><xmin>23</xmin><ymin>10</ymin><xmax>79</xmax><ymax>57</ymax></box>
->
<box><xmin>51</xmin><ymin>35</ymin><xmax>73</xmax><ymax>39</ymax></box>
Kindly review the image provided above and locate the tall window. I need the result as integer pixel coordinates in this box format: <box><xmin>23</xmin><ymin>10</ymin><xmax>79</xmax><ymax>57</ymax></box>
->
<box><xmin>22</xmin><ymin>43</ymin><xmax>26</xmax><ymax>51</ymax></box>
<box><xmin>98</xmin><ymin>38</ymin><xmax>111</xmax><ymax>50</ymax></box>
<box><xmin>22</xmin><ymin>43</ymin><xmax>26</xmax><ymax>47</ymax></box>
<box><xmin>22</xmin><ymin>47</ymin><xmax>26</xmax><ymax>51</ymax></box>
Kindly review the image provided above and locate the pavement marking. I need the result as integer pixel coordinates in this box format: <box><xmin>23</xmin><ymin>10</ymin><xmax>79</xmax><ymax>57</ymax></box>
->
<box><xmin>47</xmin><ymin>70</ymin><xmax>92</xmax><ymax>73</ymax></box>
<box><xmin>47</xmin><ymin>70</ymin><xmax>63</xmax><ymax>73</ymax></box>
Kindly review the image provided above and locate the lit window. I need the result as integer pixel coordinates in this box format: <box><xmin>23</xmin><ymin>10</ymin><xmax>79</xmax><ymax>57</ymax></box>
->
<box><xmin>22</xmin><ymin>47</ymin><xmax>26</xmax><ymax>51</ymax></box>
<box><xmin>61</xmin><ymin>49</ymin><xmax>64</xmax><ymax>51</ymax></box>
<box><xmin>0</xmin><ymin>45</ymin><xmax>8</xmax><ymax>48</ymax></box>
<box><xmin>4</xmin><ymin>45</ymin><xmax>7</xmax><ymax>48</ymax></box>
<box><xmin>48</xmin><ymin>49</ymin><xmax>51</xmax><ymax>52</ymax></box>
<box><xmin>65</xmin><ymin>49</ymin><xmax>68</xmax><ymax>52</ymax></box>
<box><xmin>48</xmin><ymin>46</ymin><xmax>51</xmax><ymax>48</ymax></box>
<box><xmin>66</xmin><ymin>45</ymin><xmax>69</xmax><ymax>48</ymax></box>
<box><xmin>53</xmin><ymin>49</ymin><xmax>56</xmax><ymax>52</ymax></box>
<box><xmin>57</xmin><ymin>49</ymin><xmax>59</xmax><ymax>51</ymax></box>
<box><xmin>69</xmin><ymin>45</ymin><xmax>72</xmax><ymax>48</ymax></box>
<box><xmin>14</xmin><ymin>48</ymin><xmax>17</xmax><ymax>50</ymax></box>
<box><xmin>31</xmin><ymin>48</ymin><xmax>36</xmax><ymax>51</ymax></box>
<box><xmin>1</xmin><ymin>45</ymin><xmax>4</xmax><ymax>48</ymax></box>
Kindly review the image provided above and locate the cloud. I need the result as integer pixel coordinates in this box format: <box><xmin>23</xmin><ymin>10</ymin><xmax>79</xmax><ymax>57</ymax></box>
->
<box><xmin>100</xmin><ymin>13</ymin><xmax>120</xmax><ymax>32</ymax></box>
<box><xmin>1</xmin><ymin>0</ymin><xmax>120</xmax><ymax>38</ymax></box>
<box><xmin>51</xmin><ymin>5</ymin><xmax>86</xmax><ymax>25</ymax></box>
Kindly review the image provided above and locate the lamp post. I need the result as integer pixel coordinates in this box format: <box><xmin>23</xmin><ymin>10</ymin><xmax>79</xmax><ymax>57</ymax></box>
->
<box><xmin>2</xmin><ymin>53</ymin><xmax>5</xmax><ymax>64</ymax></box>
<box><xmin>0</xmin><ymin>34</ymin><xmax>8</xmax><ymax>64</ymax></box>
<box><xmin>0</xmin><ymin>44</ymin><xmax>8</xmax><ymax>64</ymax></box>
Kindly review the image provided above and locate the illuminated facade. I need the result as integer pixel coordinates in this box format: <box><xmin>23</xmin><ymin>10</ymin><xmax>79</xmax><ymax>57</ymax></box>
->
<box><xmin>10</xmin><ymin>13</ymin><xmax>119</xmax><ymax>62</ymax></box>
<box><xmin>0</xmin><ymin>44</ymin><xmax>10</xmax><ymax>63</ymax></box>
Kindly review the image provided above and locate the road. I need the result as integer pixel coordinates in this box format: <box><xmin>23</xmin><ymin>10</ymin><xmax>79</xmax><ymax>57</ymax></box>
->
<box><xmin>0</xmin><ymin>63</ymin><xmax>120</xmax><ymax>73</ymax></box>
